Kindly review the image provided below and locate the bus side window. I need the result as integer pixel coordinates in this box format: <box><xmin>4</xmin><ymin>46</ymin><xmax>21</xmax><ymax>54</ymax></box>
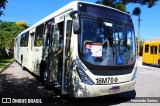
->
<box><xmin>155</xmin><ymin>46</ymin><xmax>157</xmax><ymax>54</ymax></box>
<box><xmin>145</xmin><ymin>44</ymin><xmax>149</xmax><ymax>53</ymax></box>
<box><xmin>159</xmin><ymin>44</ymin><xmax>160</xmax><ymax>53</ymax></box>
<box><xmin>20</xmin><ymin>32</ymin><xmax>29</xmax><ymax>47</ymax></box>
<box><xmin>150</xmin><ymin>46</ymin><xmax>153</xmax><ymax>54</ymax></box>
<box><xmin>57</xmin><ymin>22</ymin><xmax>64</xmax><ymax>49</ymax></box>
<box><xmin>34</xmin><ymin>24</ymin><xmax>44</xmax><ymax>47</ymax></box>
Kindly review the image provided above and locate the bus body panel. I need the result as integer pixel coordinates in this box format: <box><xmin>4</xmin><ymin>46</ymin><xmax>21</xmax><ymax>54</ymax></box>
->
<box><xmin>27</xmin><ymin>29</ymin><xmax>35</xmax><ymax>72</ymax></box>
<box><xmin>142</xmin><ymin>41</ymin><xmax>160</xmax><ymax>66</ymax></box>
<box><xmin>69</xmin><ymin>32</ymin><xmax>137</xmax><ymax>97</ymax></box>
<box><xmin>14</xmin><ymin>35</ymin><xmax>21</xmax><ymax>61</ymax></box>
<box><xmin>70</xmin><ymin>66</ymin><xmax>137</xmax><ymax>97</ymax></box>
<box><xmin>19</xmin><ymin>47</ymin><xmax>28</xmax><ymax>67</ymax></box>
<box><xmin>70</xmin><ymin>78</ymin><xmax>136</xmax><ymax>98</ymax></box>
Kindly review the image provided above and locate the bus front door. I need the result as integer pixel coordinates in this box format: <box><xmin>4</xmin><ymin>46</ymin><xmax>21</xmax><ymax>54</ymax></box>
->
<box><xmin>61</xmin><ymin>14</ymin><xmax>72</xmax><ymax>95</ymax></box>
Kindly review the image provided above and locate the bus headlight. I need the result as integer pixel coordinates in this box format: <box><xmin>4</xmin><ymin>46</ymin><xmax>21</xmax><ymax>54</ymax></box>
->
<box><xmin>76</xmin><ymin>67</ymin><xmax>94</xmax><ymax>85</ymax></box>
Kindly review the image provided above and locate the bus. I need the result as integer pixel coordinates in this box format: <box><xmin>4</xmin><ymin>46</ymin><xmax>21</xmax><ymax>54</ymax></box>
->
<box><xmin>142</xmin><ymin>41</ymin><xmax>160</xmax><ymax>67</ymax></box>
<box><xmin>14</xmin><ymin>1</ymin><xmax>137</xmax><ymax>98</ymax></box>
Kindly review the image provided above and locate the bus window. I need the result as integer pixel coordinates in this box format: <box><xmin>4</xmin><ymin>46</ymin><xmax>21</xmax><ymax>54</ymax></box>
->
<box><xmin>155</xmin><ymin>46</ymin><xmax>157</xmax><ymax>54</ymax></box>
<box><xmin>20</xmin><ymin>32</ymin><xmax>29</xmax><ymax>47</ymax></box>
<box><xmin>159</xmin><ymin>44</ymin><xmax>160</xmax><ymax>53</ymax></box>
<box><xmin>150</xmin><ymin>46</ymin><xmax>153</xmax><ymax>54</ymax></box>
<box><xmin>145</xmin><ymin>44</ymin><xmax>149</xmax><ymax>53</ymax></box>
<box><xmin>150</xmin><ymin>46</ymin><xmax>157</xmax><ymax>54</ymax></box>
<box><xmin>30</xmin><ymin>33</ymin><xmax>34</xmax><ymax>51</ymax></box>
<box><xmin>57</xmin><ymin>22</ymin><xmax>64</xmax><ymax>49</ymax></box>
<box><xmin>34</xmin><ymin>24</ymin><xmax>44</xmax><ymax>47</ymax></box>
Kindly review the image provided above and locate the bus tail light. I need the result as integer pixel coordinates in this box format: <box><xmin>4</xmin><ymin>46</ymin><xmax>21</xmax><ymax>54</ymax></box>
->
<box><xmin>76</xmin><ymin>67</ymin><xmax>94</xmax><ymax>85</ymax></box>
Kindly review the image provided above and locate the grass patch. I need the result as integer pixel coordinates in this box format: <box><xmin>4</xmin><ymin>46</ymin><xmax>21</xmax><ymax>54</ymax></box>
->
<box><xmin>0</xmin><ymin>58</ymin><xmax>14</xmax><ymax>70</ymax></box>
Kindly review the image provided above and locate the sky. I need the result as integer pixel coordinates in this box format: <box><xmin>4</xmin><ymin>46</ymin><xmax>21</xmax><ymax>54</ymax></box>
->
<box><xmin>0</xmin><ymin>0</ymin><xmax>160</xmax><ymax>40</ymax></box>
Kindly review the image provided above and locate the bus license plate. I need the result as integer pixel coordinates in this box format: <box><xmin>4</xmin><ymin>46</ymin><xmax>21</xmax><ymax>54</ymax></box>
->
<box><xmin>96</xmin><ymin>77</ymin><xmax>118</xmax><ymax>84</ymax></box>
<box><xmin>109</xmin><ymin>86</ymin><xmax>120</xmax><ymax>93</ymax></box>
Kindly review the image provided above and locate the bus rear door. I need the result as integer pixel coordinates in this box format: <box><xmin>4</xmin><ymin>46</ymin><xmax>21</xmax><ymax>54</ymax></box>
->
<box><xmin>143</xmin><ymin>44</ymin><xmax>149</xmax><ymax>64</ymax></box>
<box><xmin>28</xmin><ymin>29</ymin><xmax>35</xmax><ymax>72</ymax></box>
<box><xmin>149</xmin><ymin>46</ymin><xmax>158</xmax><ymax>64</ymax></box>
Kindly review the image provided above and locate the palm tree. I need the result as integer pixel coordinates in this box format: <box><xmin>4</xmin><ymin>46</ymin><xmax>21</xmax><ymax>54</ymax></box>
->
<box><xmin>0</xmin><ymin>0</ymin><xmax>8</xmax><ymax>16</ymax></box>
<box><xmin>133</xmin><ymin>7</ymin><xmax>141</xmax><ymax>58</ymax></box>
<box><xmin>132</xmin><ymin>7</ymin><xmax>141</xmax><ymax>16</ymax></box>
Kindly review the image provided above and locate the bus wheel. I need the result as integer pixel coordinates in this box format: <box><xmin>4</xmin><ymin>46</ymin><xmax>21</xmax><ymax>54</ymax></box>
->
<box><xmin>43</xmin><ymin>68</ymin><xmax>50</xmax><ymax>86</ymax></box>
<box><xmin>21</xmin><ymin>58</ymin><xmax>25</xmax><ymax>70</ymax></box>
<box><xmin>158</xmin><ymin>60</ymin><xmax>160</xmax><ymax>68</ymax></box>
<box><xmin>142</xmin><ymin>62</ymin><xmax>145</xmax><ymax>65</ymax></box>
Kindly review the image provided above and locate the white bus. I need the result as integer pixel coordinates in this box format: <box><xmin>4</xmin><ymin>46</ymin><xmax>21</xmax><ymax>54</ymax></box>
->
<box><xmin>14</xmin><ymin>1</ymin><xmax>137</xmax><ymax>98</ymax></box>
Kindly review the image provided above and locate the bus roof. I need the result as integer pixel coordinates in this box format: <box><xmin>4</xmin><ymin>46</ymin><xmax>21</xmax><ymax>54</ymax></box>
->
<box><xmin>143</xmin><ymin>41</ymin><xmax>160</xmax><ymax>44</ymax></box>
<box><xmin>144</xmin><ymin>38</ymin><xmax>160</xmax><ymax>44</ymax></box>
<box><xmin>19</xmin><ymin>1</ymin><xmax>130</xmax><ymax>35</ymax></box>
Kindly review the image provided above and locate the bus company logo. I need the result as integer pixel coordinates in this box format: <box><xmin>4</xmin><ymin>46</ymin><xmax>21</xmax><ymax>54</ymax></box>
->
<box><xmin>1</xmin><ymin>98</ymin><xmax>42</xmax><ymax>104</ymax></box>
<box><xmin>2</xmin><ymin>98</ymin><xmax>11</xmax><ymax>103</ymax></box>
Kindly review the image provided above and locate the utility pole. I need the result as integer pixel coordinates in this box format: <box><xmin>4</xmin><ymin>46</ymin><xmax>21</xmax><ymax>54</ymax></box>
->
<box><xmin>137</xmin><ymin>14</ymin><xmax>141</xmax><ymax>59</ymax></box>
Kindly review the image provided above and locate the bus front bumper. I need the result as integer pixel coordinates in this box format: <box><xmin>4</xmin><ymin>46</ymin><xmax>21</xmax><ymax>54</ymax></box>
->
<box><xmin>72</xmin><ymin>78</ymin><xmax>136</xmax><ymax>98</ymax></box>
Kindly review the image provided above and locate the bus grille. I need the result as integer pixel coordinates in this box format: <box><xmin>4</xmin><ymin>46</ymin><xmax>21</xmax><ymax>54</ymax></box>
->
<box><xmin>88</xmin><ymin>68</ymin><xmax>133</xmax><ymax>76</ymax></box>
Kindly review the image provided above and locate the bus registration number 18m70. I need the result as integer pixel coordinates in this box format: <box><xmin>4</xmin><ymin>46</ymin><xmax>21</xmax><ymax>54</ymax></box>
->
<box><xmin>96</xmin><ymin>77</ymin><xmax>118</xmax><ymax>84</ymax></box>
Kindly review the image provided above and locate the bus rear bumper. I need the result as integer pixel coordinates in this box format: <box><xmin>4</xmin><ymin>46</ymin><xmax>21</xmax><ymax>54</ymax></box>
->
<box><xmin>72</xmin><ymin>79</ymin><xmax>136</xmax><ymax>98</ymax></box>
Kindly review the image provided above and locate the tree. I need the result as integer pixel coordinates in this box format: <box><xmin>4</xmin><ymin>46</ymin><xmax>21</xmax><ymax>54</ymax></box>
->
<box><xmin>132</xmin><ymin>7</ymin><xmax>141</xmax><ymax>16</ymax></box>
<box><xmin>0</xmin><ymin>22</ymin><xmax>25</xmax><ymax>58</ymax></box>
<box><xmin>96</xmin><ymin>0</ymin><xmax>159</xmax><ymax>12</ymax></box>
<box><xmin>124</xmin><ymin>0</ymin><xmax>158</xmax><ymax>8</ymax></box>
<box><xmin>96</xmin><ymin>0</ymin><xmax>126</xmax><ymax>12</ymax></box>
<box><xmin>16</xmin><ymin>21</ymin><xmax>28</xmax><ymax>29</ymax></box>
<box><xmin>115</xmin><ymin>3</ymin><xmax>126</xmax><ymax>12</ymax></box>
<box><xmin>136</xmin><ymin>36</ymin><xmax>144</xmax><ymax>56</ymax></box>
<box><xmin>133</xmin><ymin>7</ymin><xmax>142</xmax><ymax>58</ymax></box>
<box><xmin>0</xmin><ymin>0</ymin><xmax>8</xmax><ymax>16</ymax></box>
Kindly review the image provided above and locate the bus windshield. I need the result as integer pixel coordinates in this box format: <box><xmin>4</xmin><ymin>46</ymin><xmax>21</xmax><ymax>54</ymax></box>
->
<box><xmin>78</xmin><ymin>18</ymin><xmax>136</xmax><ymax>66</ymax></box>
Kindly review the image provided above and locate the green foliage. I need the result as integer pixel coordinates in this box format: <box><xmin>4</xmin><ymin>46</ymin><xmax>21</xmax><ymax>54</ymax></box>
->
<box><xmin>96</xmin><ymin>0</ymin><xmax>126</xmax><ymax>12</ymax></box>
<box><xmin>124</xmin><ymin>0</ymin><xmax>159</xmax><ymax>8</ymax></box>
<box><xmin>0</xmin><ymin>58</ymin><xmax>13</xmax><ymax>70</ymax></box>
<box><xmin>115</xmin><ymin>3</ymin><xmax>126</xmax><ymax>12</ymax></box>
<box><xmin>136</xmin><ymin>36</ymin><xmax>144</xmax><ymax>46</ymax></box>
<box><xmin>0</xmin><ymin>22</ymin><xmax>25</xmax><ymax>58</ymax></box>
<box><xmin>132</xmin><ymin>7</ymin><xmax>141</xmax><ymax>16</ymax></box>
<box><xmin>96</xmin><ymin>0</ymin><xmax>117</xmax><ymax>7</ymax></box>
<box><xmin>96</xmin><ymin>0</ymin><xmax>159</xmax><ymax>13</ymax></box>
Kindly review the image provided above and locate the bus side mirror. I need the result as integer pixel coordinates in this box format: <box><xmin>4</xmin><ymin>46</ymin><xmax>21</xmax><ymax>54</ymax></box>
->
<box><xmin>73</xmin><ymin>18</ymin><xmax>80</xmax><ymax>34</ymax></box>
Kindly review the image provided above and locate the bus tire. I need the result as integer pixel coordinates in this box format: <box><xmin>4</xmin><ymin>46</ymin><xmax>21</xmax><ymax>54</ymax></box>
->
<box><xmin>40</xmin><ymin>61</ymin><xmax>46</xmax><ymax>82</ymax></box>
<box><xmin>21</xmin><ymin>57</ymin><xmax>25</xmax><ymax>70</ymax></box>
<box><xmin>158</xmin><ymin>60</ymin><xmax>160</xmax><ymax>68</ymax></box>
<box><xmin>142</xmin><ymin>62</ymin><xmax>145</xmax><ymax>65</ymax></box>
<box><xmin>43</xmin><ymin>68</ymin><xmax>51</xmax><ymax>87</ymax></box>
